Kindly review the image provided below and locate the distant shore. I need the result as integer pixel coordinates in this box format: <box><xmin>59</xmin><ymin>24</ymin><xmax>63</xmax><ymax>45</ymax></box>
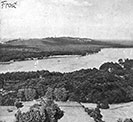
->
<box><xmin>0</xmin><ymin>49</ymin><xmax>101</xmax><ymax>64</ymax></box>
<box><xmin>1</xmin><ymin>46</ymin><xmax>133</xmax><ymax>65</ymax></box>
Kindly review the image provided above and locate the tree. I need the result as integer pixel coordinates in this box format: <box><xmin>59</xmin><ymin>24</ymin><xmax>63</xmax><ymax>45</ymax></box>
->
<box><xmin>36</xmin><ymin>82</ymin><xmax>47</xmax><ymax>97</ymax></box>
<box><xmin>45</xmin><ymin>87</ymin><xmax>54</xmax><ymax>100</ymax></box>
<box><xmin>15</xmin><ymin>97</ymin><xmax>64</xmax><ymax>122</ymax></box>
<box><xmin>124</xmin><ymin>118</ymin><xmax>133</xmax><ymax>122</ymax></box>
<box><xmin>125</xmin><ymin>86</ymin><xmax>133</xmax><ymax>101</ymax></box>
<box><xmin>54</xmin><ymin>88</ymin><xmax>68</xmax><ymax>101</ymax></box>
<box><xmin>0</xmin><ymin>94</ymin><xmax>2</xmax><ymax>105</ymax></box>
<box><xmin>17</xmin><ymin>89</ymin><xmax>25</xmax><ymax>101</ymax></box>
<box><xmin>24</xmin><ymin>88</ymin><xmax>37</xmax><ymax>101</ymax></box>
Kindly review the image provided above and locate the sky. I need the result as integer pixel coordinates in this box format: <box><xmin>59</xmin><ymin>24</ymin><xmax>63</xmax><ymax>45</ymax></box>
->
<box><xmin>1</xmin><ymin>0</ymin><xmax>133</xmax><ymax>40</ymax></box>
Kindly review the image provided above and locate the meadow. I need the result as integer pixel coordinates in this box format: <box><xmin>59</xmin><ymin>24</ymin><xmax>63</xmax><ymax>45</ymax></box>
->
<box><xmin>0</xmin><ymin>101</ymin><xmax>94</xmax><ymax>122</ymax></box>
<box><xmin>1</xmin><ymin>101</ymin><xmax>133</xmax><ymax>122</ymax></box>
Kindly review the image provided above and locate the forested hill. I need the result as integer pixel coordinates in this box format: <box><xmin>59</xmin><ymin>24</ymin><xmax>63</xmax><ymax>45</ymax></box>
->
<box><xmin>5</xmin><ymin>37</ymin><xmax>133</xmax><ymax>48</ymax></box>
<box><xmin>0</xmin><ymin>37</ymin><xmax>132</xmax><ymax>62</ymax></box>
<box><xmin>0</xmin><ymin>59</ymin><xmax>133</xmax><ymax>106</ymax></box>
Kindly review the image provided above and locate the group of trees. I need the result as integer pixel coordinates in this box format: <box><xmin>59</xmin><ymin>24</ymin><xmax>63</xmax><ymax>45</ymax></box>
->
<box><xmin>1</xmin><ymin>59</ymin><xmax>133</xmax><ymax>105</ymax></box>
<box><xmin>117</xmin><ymin>118</ymin><xmax>133</xmax><ymax>122</ymax></box>
<box><xmin>84</xmin><ymin>107</ymin><xmax>104</xmax><ymax>122</ymax></box>
<box><xmin>16</xmin><ymin>87</ymin><xmax>68</xmax><ymax>102</ymax></box>
<box><xmin>0</xmin><ymin>49</ymin><xmax>101</xmax><ymax>62</ymax></box>
<box><xmin>0</xmin><ymin>43</ymin><xmax>101</xmax><ymax>62</ymax></box>
<box><xmin>17</xmin><ymin>88</ymin><xmax>37</xmax><ymax>101</ymax></box>
<box><xmin>15</xmin><ymin>98</ymin><xmax>64</xmax><ymax>122</ymax></box>
<box><xmin>0</xmin><ymin>49</ymin><xmax>50</xmax><ymax>62</ymax></box>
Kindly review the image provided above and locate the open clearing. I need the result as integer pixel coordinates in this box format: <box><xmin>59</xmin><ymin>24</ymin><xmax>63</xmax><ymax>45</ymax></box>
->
<box><xmin>82</xmin><ymin>102</ymin><xmax>133</xmax><ymax>122</ymax></box>
<box><xmin>0</xmin><ymin>101</ymin><xmax>94</xmax><ymax>122</ymax></box>
<box><xmin>1</xmin><ymin>101</ymin><xmax>133</xmax><ymax>122</ymax></box>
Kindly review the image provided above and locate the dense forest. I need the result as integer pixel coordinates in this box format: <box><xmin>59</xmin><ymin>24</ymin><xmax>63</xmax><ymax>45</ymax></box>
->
<box><xmin>0</xmin><ymin>59</ymin><xmax>133</xmax><ymax>106</ymax></box>
<box><xmin>0</xmin><ymin>44</ymin><xmax>101</xmax><ymax>62</ymax></box>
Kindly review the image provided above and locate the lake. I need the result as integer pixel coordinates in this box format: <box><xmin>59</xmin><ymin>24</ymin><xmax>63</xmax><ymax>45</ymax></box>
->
<box><xmin>0</xmin><ymin>48</ymin><xmax>133</xmax><ymax>73</ymax></box>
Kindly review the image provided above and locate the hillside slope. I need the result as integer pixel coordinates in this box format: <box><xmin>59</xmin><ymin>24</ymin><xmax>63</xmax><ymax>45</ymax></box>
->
<box><xmin>5</xmin><ymin>37</ymin><xmax>106</xmax><ymax>51</ymax></box>
<box><xmin>0</xmin><ymin>37</ymin><xmax>132</xmax><ymax>62</ymax></box>
<box><xmin>5</xmin><ymin>37</ymin><xmax>133</xmax><ymax>49</ymax></box>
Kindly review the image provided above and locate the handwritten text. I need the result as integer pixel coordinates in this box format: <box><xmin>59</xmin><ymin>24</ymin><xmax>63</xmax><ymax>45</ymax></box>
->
<box><xmin>1</xmin><ymin>0</ymin><xmax>17</xmax><ymax>9</ymax></box>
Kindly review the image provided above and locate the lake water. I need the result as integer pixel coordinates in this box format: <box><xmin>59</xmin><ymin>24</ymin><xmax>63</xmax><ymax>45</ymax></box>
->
<box><xmin>0</xmin><ymin>48</ymin><xmax>133</xmax><ymax>73</ymax></box>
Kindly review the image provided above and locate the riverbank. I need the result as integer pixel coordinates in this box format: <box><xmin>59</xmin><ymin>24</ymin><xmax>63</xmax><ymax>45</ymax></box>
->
<box><xmin>0</xmin><ymin>48</ymin><xmax>101</xmax><ymax>64</ymax></box>
<box><xmin>0</xmin><ymin>48</ymin><xmax>133</xmax><ymax>74</ymax></box>
<box><xmin>3</xmin><ymin>36</ymin><xmax>133</xmax><ymax>63</ymax></box>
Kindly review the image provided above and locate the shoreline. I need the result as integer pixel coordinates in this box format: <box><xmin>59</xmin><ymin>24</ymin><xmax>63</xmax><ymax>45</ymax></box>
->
<box><xmin>0</xmin><ymin>49</ymin><xmax>101</xmax><ymax>65</ymax></box>
<box><xmin>0</xmin><ymin>46</ymin><xmax>133</xmax><ymax>66</ymax></box>
<box><xmin>1</xmin><ymin>46</ymin><xmax>133</xmax><ymax>65</ymax></box>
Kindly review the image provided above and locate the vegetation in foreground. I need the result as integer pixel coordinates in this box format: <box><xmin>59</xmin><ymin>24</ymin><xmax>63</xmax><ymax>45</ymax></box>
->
<box><xmin>82</xmin><ymin>104</ymin><xmax>104</xmax><ymax>122</ymax></box>
<box><xmin>15</xmin><ymin>98</ymin><xmax>64</xmax><ymax>122</ymax></box>
<box><xmin>117</xmin><ymin>118</ymin><xmax>133</xmax><ymax>122</ymax></box>
<box><xmin>0</xmin><ymin>58</ymin><xmax>133</xmax><ymax>106</ymax></box>
<box><xmin>82</xmin><ymin>104</ymin><xmax>133</xmax><ymax>122</ymax></box>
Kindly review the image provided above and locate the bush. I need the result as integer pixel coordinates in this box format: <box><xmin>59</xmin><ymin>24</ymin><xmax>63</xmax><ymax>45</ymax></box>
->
<box><xmin>83</xmin><ymin>106</ymin><xmax>104</xmax><ymax>122</ymax></box>
<box><xmin>15</xmin><ymin>101</ymin><xmax>23</xmax><ymax>109</ymax></box>
<box><xmin>117</xmin><ymin>118</ymin><xmax>133</xmax><ymax>122</ymax></box>
<box><xmin>117</xmin><ymin>118</ymin><xmax>123</xmax><ymax>122</ymax></box>
<box><xmin>124</xmin><ymin>118</ymin><xmax>133</xmax><ymax>122</ymax></box>
<box><xmin>97</xmin><ymin>101</ymin><xmax>109</xmax><ymax>109</ymax></box>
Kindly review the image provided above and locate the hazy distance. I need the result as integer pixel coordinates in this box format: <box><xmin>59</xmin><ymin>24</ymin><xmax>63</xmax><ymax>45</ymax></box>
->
<box><xmin>1</xmin><ymin>0</ymin><xmax>133</xmax><ymax>41</ymax></box>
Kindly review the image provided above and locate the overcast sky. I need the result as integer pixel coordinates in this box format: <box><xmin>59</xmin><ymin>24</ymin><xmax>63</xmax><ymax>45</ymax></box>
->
<box><xmin>1</xmin><ymin>0</ymin><xmax>133</xmax><ymax>40</ymax></box>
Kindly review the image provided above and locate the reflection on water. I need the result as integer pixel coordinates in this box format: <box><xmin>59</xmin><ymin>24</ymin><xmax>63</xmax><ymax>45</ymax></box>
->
<box><xmin>0</xmin><ymin>48</ymin><xmax>133</xmax><ymax>73</ymax></box>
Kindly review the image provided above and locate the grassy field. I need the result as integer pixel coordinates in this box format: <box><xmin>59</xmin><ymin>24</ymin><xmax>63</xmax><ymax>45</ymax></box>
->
<box><xmin>1</xmin><ymin>101</ymin><xmax>133</xmax><ymax>122</ymax></box>
<box><xmin>82</xmin><ymin>102</ymin><xmax>133</xmax><ymax>122</ymax></box>
<box><xmin>0</xmin><ymin>101</ymin><xmax>94</xmax><ymax>122</ymax></box>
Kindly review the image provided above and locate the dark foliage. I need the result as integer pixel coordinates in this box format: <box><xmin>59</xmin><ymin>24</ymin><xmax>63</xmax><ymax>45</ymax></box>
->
<box><xmin>0</xmin><ymin>43</ymin><xmax>101</xmax><ymax>62</ymax></box>
<box><xmin>84</xmin><ymin>106</ymin><xmax>104</xmax><ymax>122</ymax></box>
<box><xmin>1</xmin><ymin>92</ymin><xmax>17</xmax><ymax>106</ymax></box>
<box><xmin>1</xmin><ymin>59</ymin><xmax>133</xmax><ymax>105</ymax></box>
<box><xmin>15</xmin><ymin>98</ymin><xmax>64</xmax><ymax>122</ymax></box>
<box><xmin>15</xmin><ymin>101</ymin><xmax>23</xmax><ymax>109</ymax></box>
<box><xmin>117</xmin><ymin>118</ymin><xmax>133</xmax><ymax>122</ymax></box>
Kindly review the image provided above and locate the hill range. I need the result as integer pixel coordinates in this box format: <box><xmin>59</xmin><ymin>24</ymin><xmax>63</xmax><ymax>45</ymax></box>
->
<box><xmin>0</xmin><ymin>37</ymin><xmax>133</xmax><ymax>62</ymax></box>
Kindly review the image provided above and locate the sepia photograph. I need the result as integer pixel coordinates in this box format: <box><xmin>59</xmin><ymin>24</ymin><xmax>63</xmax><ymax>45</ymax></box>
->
<box><xmin>0</xmin><ymin>0</ymin><xmax>133</xmax><ymax>122</ymax></box>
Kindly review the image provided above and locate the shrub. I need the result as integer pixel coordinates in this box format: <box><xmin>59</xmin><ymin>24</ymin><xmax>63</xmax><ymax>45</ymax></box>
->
<box><xmin>83</xmin><ymin>106</ymin><xmax>104</xmax><ymax>122</ymax></box>
<box><xmin>15</xmin><ymin>102</ymin><xmax>23</xmax><ymax>109</ymax></box>
<box><xmin>117</xmin><ymin>118</ymin><xmax>133</xmax><ymax>122</ymax></box>
<box><xmin>117</xmin><ymin>118</ymin><xmax>123</xmax><ymax>122</ymax></box>
<box><xmin>97</xmin><ymin>101</ymin><xmax>109</xmax><ymax>109</ymax></box>
<box><xmin>124</xmin><ymin>118</ymin><xmax>133</xmax><ymax>122</ymax></box>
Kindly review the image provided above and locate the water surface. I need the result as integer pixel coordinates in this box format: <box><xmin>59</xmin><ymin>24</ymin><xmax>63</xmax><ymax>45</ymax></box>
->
<box><xmin>0</xmin><ymin>48</ymin><xmax>133</xmax><ymax>73</ymax></box>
